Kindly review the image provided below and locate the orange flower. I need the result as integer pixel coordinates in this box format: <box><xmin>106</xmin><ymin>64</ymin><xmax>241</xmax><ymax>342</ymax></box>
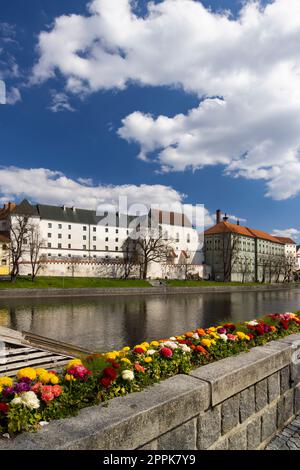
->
<box><xmin>190</xmin><ymin>344</ymin><xmax>196</xmax><ymax>350</ymax></box>
<box><xmin>270</xmin><ymin>325</ymin><xmax>277</xmax><ymax>332</ymax></box>
<box><xmin>134</xmin><ymin>363</ymin><xmax>145</xmax><ymax>373</ymax></box>
<box><xmin>197</xmin><ymin>328</ymin><xmax>206</xmax><ymax>337</ymax></box>
<box><xmin>185</xmin><ymin>332</ymin><xmax>194</xmax><ymax>338</ymax></box>
<box><xmin>196</xmin><ymin>345</ymin><xmax>209</xmax><ymax>355</ymax></box>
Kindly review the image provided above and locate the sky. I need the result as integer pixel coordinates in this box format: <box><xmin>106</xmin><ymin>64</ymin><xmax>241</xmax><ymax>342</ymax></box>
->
<box><xmin>1</xmin><ymin>0</ymin><xmax>300</xmax><ymax>240</ymax></box>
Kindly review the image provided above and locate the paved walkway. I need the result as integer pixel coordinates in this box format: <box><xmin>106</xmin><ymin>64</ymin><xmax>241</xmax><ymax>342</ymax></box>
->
<box><xmin>266</xmin><ymin>416</ymin><xmax>300</xmax><ymax>450</ymax></box>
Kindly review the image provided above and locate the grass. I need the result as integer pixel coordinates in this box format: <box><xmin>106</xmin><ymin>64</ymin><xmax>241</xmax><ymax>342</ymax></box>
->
<box><xmin>0</xmin><ymin>276</ymin><xmax>151</xmax><ymax>289</ymax></box>
<box><xmin>166</xmin><ymin>280</ymin><xmax>269</xmax><ymax>287</ymax></box>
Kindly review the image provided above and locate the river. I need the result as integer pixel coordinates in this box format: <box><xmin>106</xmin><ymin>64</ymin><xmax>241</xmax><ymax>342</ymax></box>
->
<box><xmin>1</xmin><ymin>289</ymin><xmax>300</xmax><ymax>352</ymax></box>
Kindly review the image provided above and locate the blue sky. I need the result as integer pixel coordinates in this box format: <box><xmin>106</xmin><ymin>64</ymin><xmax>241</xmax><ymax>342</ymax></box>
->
<box><xmin>1</xmin><ymin>0</ymin><xmax>300</xmax><ymax>239</ymax></box>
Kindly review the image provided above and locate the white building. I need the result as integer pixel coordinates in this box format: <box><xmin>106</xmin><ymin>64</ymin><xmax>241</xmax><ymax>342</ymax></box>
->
<box><xmin>0</xmin><ymin>200</ymin><xmax>207</xmax><ymax>279</ymax></box>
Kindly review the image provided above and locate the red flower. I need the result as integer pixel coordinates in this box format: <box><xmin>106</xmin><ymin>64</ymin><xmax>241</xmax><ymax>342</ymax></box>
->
<box><xmin>223</xmin><ymin>323</ymin><xmax>236</xmax><ymax>331</ymax></box>
<box><xmin>52</xmin><ymin>385</ymin><xmax>62</xmax><ymax>397</ymax></box>
<box><xmin>160</xmin><ymin>347</ymin><xmax>173</xmax><ymax>358</ymax></box>
<box><xmin>178</xmin><ymin>340</ymin><xmax>188</xmax><ymax>344</ymax></box>
<box><xmin>0</xmin><ymin>402</ymin><xmax>9</xmax><ymax>414</ymax></box>
<box><xmin>133</xmin><ymin>347</ymin><xmax>145</xmax><ymax>354</ymax></box>
<box><xmin>103</xmin><ymin>367</ymin><xmax>118</xmax><ymax>380</ymax></box>
<box><xmin>196</xmin><ymin>345</ymin><xmax>208</xmax><ymax>356</ymax></box>
<box><xmin>100</xmin><ymin>377</ymin><xmax>112</xmax><ymax>388</ymax></box>
<box><xmin>41</xmin><ymin>391</ymin><xmax>54</xmax><ymax>402</ymax></box>
<box><xmin>134</xmin><ymin>363</ymin><xmax>145</xmax><ymax>373</ymax></box>
<box><xmin>280</xmin><ymin>319</ymin><xmax>289</xmax><ymax>330</ymax></box>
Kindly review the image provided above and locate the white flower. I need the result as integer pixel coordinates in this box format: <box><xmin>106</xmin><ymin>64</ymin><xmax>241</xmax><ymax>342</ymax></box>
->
<box><xmin>11</xmin><ymin>392</ymin><xmax>40</xmax><ymax>410</ymax></box>
<box><xmin>169</xmin><ymin>336</ymin><xmax>176</xmax><ymax>341</ymax></box>
<box><xmin>162</xmin><ymin>341</ymin><xmax>178</xmax><ymax>350</ymax></box>
<box><xmin>219</xmin><ymin>334</ymin><xmax>228</xmax><ymax>342</ymax></box>
<box><xmin>192</xmin><ymin>333</ymin><xmax>199</xmax><ymax>340</ymax></box>
<box><xmin>11</xmin><ymin>397</ymin><xmax>22</xmax><ymax>406</ymax></box>
<box><xmin>247</xmin><ymin>320</ymin><xmax>258</xmax><ymax>326</ymax></box>
<box><xmin>21</xmin><ymin>391</ymin><xmax>40</xmax><ymax>410</ymax></box>
<box><xmin>147</xmin><ymin>349</ymin><xmax>156</xmax><ymax>355</ymax></box>
<box><xmin>178</xmin><ymin>344</ymin><xmax>191</xmax><ymax>353</ymax></box>
<box><xmin>122</xmin><ymin>370</ymin><xmax>135</xmax><ymax>381</ymax></box>
<box><xmin>39</xmin><ymin>421</ymin><xmax>49</xmax><ymax>427</ymax></box>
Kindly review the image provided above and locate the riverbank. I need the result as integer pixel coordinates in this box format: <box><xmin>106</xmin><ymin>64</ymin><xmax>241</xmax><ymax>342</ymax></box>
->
<box><xmin>0</xmin><ymin>280</ymin><xmax>299</xmax><ymax>299</ymax></box>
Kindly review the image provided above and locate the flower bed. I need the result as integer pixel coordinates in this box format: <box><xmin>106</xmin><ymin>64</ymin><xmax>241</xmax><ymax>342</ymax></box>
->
<box><xmin>1</xmin><ymin>312</ymin><xmax>300</xmax><ymax>436</ymax></box>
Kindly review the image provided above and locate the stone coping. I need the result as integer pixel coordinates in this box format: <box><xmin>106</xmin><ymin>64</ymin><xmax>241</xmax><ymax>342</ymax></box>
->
<box><xmin>0</xmin><ymin>283</ymin><xmax>298</xmax><ymax>299</ymax></box>
<box><xmin>1</xmin><ymin>333</ymin><xmax>300</xmax><ymax>450</ymax></box>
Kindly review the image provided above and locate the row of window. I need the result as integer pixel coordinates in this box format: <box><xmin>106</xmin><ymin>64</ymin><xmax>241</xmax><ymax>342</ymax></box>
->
<box><xmin>47</xmin><ymin>254</ymin><xmax>120</xmax><ymax>259</ymax></box>
<box><xmin>47</xmin><ymin>243</ymin><xmax>119</xmax><ymax>251</ymax></box>
<box><xmin>47</xmin><ymin>223</ymin><xmax>128</xmax><ymax>235</ymax></box>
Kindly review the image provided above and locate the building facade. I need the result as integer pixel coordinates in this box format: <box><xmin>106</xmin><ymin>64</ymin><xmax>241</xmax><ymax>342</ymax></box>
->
<box><xmin>0</xmin><ymin>233</ymin><xmax>10</xmax><ymax>276</ymax></box>
<box><xmin>204</xmin><ymin>211</ymin><xmax>294</xmax><ymax>282</ymax></box>
<box><xmin>0</xmin><ymin>200</ymin><xmax>206</xmax><ymax>279</ymax></box>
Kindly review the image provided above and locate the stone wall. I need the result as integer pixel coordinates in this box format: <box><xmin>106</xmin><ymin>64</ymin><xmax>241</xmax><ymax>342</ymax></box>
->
<box><xmin>1</xmin><ymin>334</ymin><xmax>300</xmax><ymax>450</ymax></box>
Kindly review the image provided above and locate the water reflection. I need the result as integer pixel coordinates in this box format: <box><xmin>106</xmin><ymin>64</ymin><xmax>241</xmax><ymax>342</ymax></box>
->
<box><xmin>0</xmin><ymin>289</ymin><xmax>300</xmax><ymax>352</ymax></box>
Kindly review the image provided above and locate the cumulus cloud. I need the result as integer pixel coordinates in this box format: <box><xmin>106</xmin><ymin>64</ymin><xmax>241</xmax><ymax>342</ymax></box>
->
<box><xmin>48</xmin><ymin>90</ymin><xmax>75</xmax><ymax>112</ymax></box>
<box><xmin>31</xmin><ymin>0</ymin><xmax>300</xmax><ymax>199</ymax></box>
<box><xmin>272</xmin><ymin>228</ymin><xmax>300</xmax><ymax>241</ymax></box>
<box><xmin>0</xmin><ymin>166</ymin><xmax>185</xmax><ymax>211</ymax></box>
<box><xmin>0</xmin><ymin>166</ymin><xmax>213</xmax><ymax>228</ymax></box>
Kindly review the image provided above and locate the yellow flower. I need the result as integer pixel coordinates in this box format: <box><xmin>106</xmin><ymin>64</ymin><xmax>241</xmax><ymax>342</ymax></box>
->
<box><xmin>0</xmin><ymin>385</ymin><xmax>2</xmax><ymax>394</ymax></box>
<box><xmin>207</xmin><ymin>327</ymin><xmax>217</xmax><ymax>333</ymax></box>
<box><xmin>144</xmin><ymin>357</ymin><xmax>152</xmax><ymax>363</ymax></box>
<box><xmin>67</xmin><ymin>358</ymin><xmax>82</xmax><ymax>369</ymax></box>
<box><xmin>106</xmin><ymin>352</ymin><xmax>118</xmax><ymax>360</ymax></box>
<box><xmin>210</xmin><ymin>332</ymin><xmax>220</xmax><ymax>339</ymax></box>
<box><xmin>0</xmin><ymin>376</ymin><xmax>13</xmax><ymax>388</ymax></box>
<box><xmin>134</xmin><ymin>344</ymin><xmax>146</xmax><ymax>351</ymax></box>
<box><xmin>245</xmin><ymin>335</ymin><xmax>250</xmax><ymax>341</ymax></box>
<box><xmin>65</xmin><ymin>374</ymin><xmax>75</xmax><ymax>381</ymax></box>
<box><xmin>201</xmin><ymin>339</ymin><xmax>212</xmax><ymax>348</ymax></box>
<box><xmin>122</xmin><ymin>346</ymin><xmax>130</xmax><ymax>352</ymax></box>
<box><xmin>121</xmin><ymin>358</ymin><xmax>132</xmax><ymax>364</ymax></box>
<box><xmin>36</xmin><ymin>368</ymin><xmax>48</xmax><ymax>376</ymax></box>
<box><xmin>236</xmin><ymin>331</ymin><xmax>248</xmax><ymax>340</ymax></box>
<box><xmin>141</xmin><ymin>342</ymin><xmax>150</xmax><ymax>349</ymax></box>
<box><xmin>50</xmin><ymin>375</ymin><xmax>59</xmax><ymax>385</ymax></box>
<box><xmin>150</xmin><ymin>341</ymin><xmax>160</xmax><ymax>347</ymax></box>
<box><xmin>39</xmin><ymin>372</ymin><xmax>53</xmax><ymax>384</ymax></box>
<box><xmin>17</xmin><ymin>367</ymin><xmax>37</xmax><ymax>381</ymax></box>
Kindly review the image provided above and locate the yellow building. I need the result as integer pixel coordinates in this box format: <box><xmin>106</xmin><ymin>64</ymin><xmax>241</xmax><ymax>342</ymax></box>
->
<box><xmin>0</xmin><ymin>233</ymin><xmax>10</xmax><ymax>276</ymax></box>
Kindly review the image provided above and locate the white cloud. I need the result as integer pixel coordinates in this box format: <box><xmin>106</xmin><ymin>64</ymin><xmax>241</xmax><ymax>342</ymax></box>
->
<box><xmin>5</xmin><ymin>86</ymin><xmax>21</xmax><ymax>105</ymax></box>
<box><xmin>48</xmin><ymin>90</ymin><xmax>74</xmax><ymax>112</ymax></box>
<box><xmin>0</xmin><ymin>166</ymin><xmax>185</xmax><ymax>211</ymax></box>
<box><xmin>0</xmin><ymin>166</ymin><xmax>213</xmax><ymax>228</ymax></box>
<box><xmin>31</xmin><ymin>0</ymin><xmax>300</xmax><ymax>199</ymax></box>
<box><xmin>272</xmin><ymin>228</ymin><xmax>300</xmax><ymax>241</ymax></box>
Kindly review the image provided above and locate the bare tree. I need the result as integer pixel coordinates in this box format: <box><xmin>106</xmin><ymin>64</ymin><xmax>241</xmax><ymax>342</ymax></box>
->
<box><xmin>221</xmin><ymin>232</ymin><xmax>239</xmax><ymax>282</ymax></box>
<box><xmin>239</xmin><ymin>257</ymin><xmax>252</xmax><ymax>283</ymax></box>
<box><xmin>9</xmin><ymin>215</ymin><xmax>30</xmax><ymax>281</ymax></box>
<box><xmin>27</xmin><ymin>224</ymin><xmax>45</xmax><ymax>281</ymax></box>
<box><xmin>129</xmin><ymin>229</ymin><xmax>173</xmax><ymax>279</ymax></box>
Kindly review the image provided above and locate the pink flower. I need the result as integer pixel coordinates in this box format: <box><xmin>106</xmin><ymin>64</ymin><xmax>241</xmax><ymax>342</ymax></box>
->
<box><xmin>227</xmin><ymin>334</ymin><xmax>237</xmax><ymax>341</ymax></box>
<box><xmin>160</xmin><ymin>347</ymin><xmax>173</xmax><ymax>358</ymax></box>
<box><xmin>41</xmin><ymin>391</ymin><xmax>54</xmax><ymax>402</ymax></box>
<box><xmin>52</xmin><ymin>385</ymin><xmax>62</xmax><ymax>397</ymax></box>
<box><xmin>31</xmin><ymin>382</ymin><xmax>43</xmax><ymax>393</ymax></box>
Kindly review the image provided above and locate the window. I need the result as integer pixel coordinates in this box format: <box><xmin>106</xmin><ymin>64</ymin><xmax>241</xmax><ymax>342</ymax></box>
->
<box><xmin>83</xmin><ymin>235</ymin><xmax>87</xmax><ymax>240</ymax></box>
<box><xmin>105</xmin><ymin>228</ymin><xmax>109</xmax><ymax>232</ymax></box>
<box><xmin>68</xmin><ymin>225</ymin><xmax>71</xmax><ymax>230</ymax></box>
<box><xmin>176</xmin><ymin>233</ymin><xmax>179</xmax><ymax>242</ymax></box>
<box><xmin>115</xmin><ymin>246</ymin><xmax>119</xmax><ymax>251</ymax></box>
<box><xmin>58</xmin><ymin>224</ymin><xmax>62</xmax><ymax>229</ymax></box>
<box><xmin>115</xmin><ymin>238</ymin><xmax>119</xmax><ymax>242</ymax></box>
<box><xmin>48</xmin><ymin>242</ymin><xmax>51</xmax><ymax>248</ymax></box>
<box><xmin>105</xmin><ymin>246</ymin><xmax>108</xmax><ymax>251</ymax></box>
<box><xmin>116</xmin><ymin>229</ymin><xmax>119</xmax><ymax>234</ymax></box>
<box><xmin>48</xmin><ymin>254</ymin><xmax>51</xmax><ymax>257</ymax></box>
<box><xmin>93</xmin><ymin>255</ymin><xmax>96</xmax><ymax>258</ymax></box>
<box><xmin>58</xmin><ymin>243</ymin><xmax>62</xmax><ymax>249</ymax></box>
<box><xmin>83</xmin><ymin>226</ymin><xmax>87</xmax><ymax>231</ymax></box>
<box><xmin>105</xmin><ymin>237</ymin><xmax>109</xmax><ymax>242</ymax></box>
<box><xmin>58</xmin><ymin>233</ymin><xmax>62</xmax><ymax>239</ymax></box>
<box><xmin>93</xmin><ymin>245</ymin><xmax>96</xmax><ymax>250</ymax></box>
<box><xmin>187</xmin><ymin>233</ymin><xmax>190</xmax><ymax>243</ymax></box>
<box><xmin>83</xmin><ymin>245</ymin><xmax>86</xmax><ymax>250</ymax></box>
<box><xmin>58</xmin><ymin>254</ymin><xmax>61</xmax><ymax>257</ymax></box>
<box><xmin>23</xmin><ymin>239</ymin><xmax>27</xmax><ymax>245</ymax></box>
<box><xmin>83</xmin><ymin>255</ymin><xmax>87</xmax><ymax>258</ymax></box>
<box><xmin>126</xmin><ymin>230</ymin><xmax>129</xmax><ymax>235</ymax></box>
<box><xmin>105</xmin><ymin>255</ymin><xmax>109</xmax><ymax>258</ymax></box>
<box><xmin>93</xmin><ymin>236</ymin><xmax>96</xmax><ymax>241</ymax></box>
<box><xmin>93</xmin><ymin>227</ymin><xmax>96</xmax><ymax>232</ymax></box>
<box><xmin>48</xmin><ymin>233</ymin><xmax>52</xmax><ymax>238</ymax></box>
<box><xmin>1</xmin><ymin>259</ymin><xmax>7</xmax><ymax>265</ymax></box>
<box><xmin>48</xmin><ymin>223</ymin><xmax>52</xmax><ymax>228</ymax></box>
<box><xmin>68</xmin><ymin>244</ymin><xmax>71</xmax><ymax>249</ymax></box>
<box><xmin>116</xmin><ymin>256</ymin><xmax>119</xmax><ymax>259</ymax></box>
<box><xmin>68</xmin><ymin>234</ymin><xmax>71</xmax><ymax>240</ymax></box>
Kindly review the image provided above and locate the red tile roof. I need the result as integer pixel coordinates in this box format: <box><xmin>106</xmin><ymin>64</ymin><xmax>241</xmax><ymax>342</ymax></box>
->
<box><xmin>274</xmin><ymin>237</ymin><xmax>296</xmax><ymax>245</ymax></box>
<box><xmin>204</xmin><ymin>221</ymin><xmax>284</xmax><ymax>244</ymax></box>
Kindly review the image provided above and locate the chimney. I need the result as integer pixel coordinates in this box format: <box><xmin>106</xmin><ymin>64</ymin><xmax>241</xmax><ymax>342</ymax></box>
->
<box><xmin>216</xmin><ymin>209</ymin><xmax>221</xmax><ymax>224</ymax></box>
<box><xmin>223</xmin><ymin>213</ymin><xmax>229</xmax><ymax>222</ymax></box>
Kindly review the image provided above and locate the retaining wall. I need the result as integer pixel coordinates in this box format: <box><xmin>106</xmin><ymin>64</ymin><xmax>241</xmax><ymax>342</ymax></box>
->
<box><xmin>0</xmin><ymin>283</ymin><xmax>298</xmax><ymax>299</ymax></box>
<box><xmin>1</xmin><ymin>334</ymin><xmax>300</xmax><ymax>450</ymax></box>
